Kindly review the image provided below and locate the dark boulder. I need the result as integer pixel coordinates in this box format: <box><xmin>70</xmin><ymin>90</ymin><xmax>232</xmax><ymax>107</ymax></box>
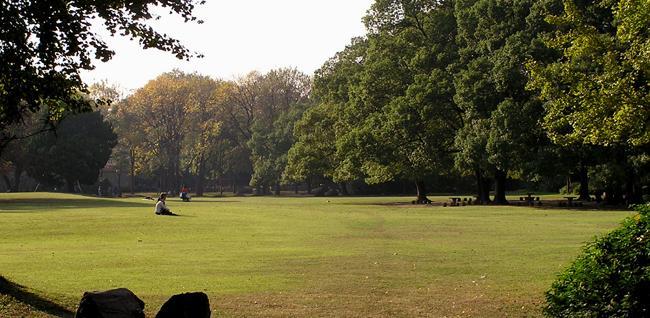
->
<box><xmin>75</xmin><ymin>288</ymin><xmax>145</xmax><ymax>318</ymax></box>
<box><xmin>155</xmin><ymin>292</ymin><xmax>211</xmax><ymax>318</ymax></box>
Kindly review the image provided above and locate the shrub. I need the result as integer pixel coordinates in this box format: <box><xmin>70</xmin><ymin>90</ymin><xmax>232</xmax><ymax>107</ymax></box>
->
<box><xmin>544</xmin><ymin>204</ymin><xmax>650</xmax><ymax>317</ymax></box>
<box><xmin>559</xmin><ymin>184</ymin><xmax>580</xmax><ymax>195</ymax></box>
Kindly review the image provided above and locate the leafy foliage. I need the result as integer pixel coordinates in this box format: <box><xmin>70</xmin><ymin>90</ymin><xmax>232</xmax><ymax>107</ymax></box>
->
<box><xmin>528</xmin><ymin>0</ymin><xmax>650</xmax><ymax>147</ymax></box>
<box><xmin>25</xmin><ymin>111</ymin><xmax>117</xmax><ymax>190</ymax></box>
<box><xmin>0</xmin><ymin>0</ymin><xmax>204</xmax><ymax>151</ymax></box>
<box><xmin>118</xmin><ymin>71</ymin><xmax>218</xmax><ymax>192</ymax></box>
<box><xmin>247</xmin><ymin>68</ymin><xmax>311</xmax><ymax>192</ymax></box>
<box><xmin>453</xmin><ymin>0</ymin><xmax>558</xmax><ymax>202</ymax></box>
<box><xmin>287</xmin><ymin>0</ymin><xmax>461</xmax><ymax>200</ymax></box>
<box><xmin>545</xmin><ymin>204</ymin><xmax>650</xmax><ymax>317</ymax></box>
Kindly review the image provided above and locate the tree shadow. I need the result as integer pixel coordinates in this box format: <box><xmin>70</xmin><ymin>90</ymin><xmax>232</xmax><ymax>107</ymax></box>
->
<box><xmin>514</xmin><ymin>201</ymin><xmax>632</xmax><ymax>212</ymax></box>
<box><xmin>167</xmin><ymin>199</ymin><xmax>241</xmax><ymax>203</ymax></box>
<box><xmin>0</xmin><ymin>276</ymin><xmax>74</xmax><ymax>317</ymax></box>
<box><xmin>0</xmin><ymin>197</ymin><xmax>152</xmax><ymax>213</ymax></box>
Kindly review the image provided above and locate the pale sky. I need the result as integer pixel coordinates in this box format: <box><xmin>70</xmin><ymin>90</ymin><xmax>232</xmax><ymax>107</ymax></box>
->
<box><xmin>81</xmin><ymin>0</ymin><xmax>374</xmax><ymax>93</ymax></box>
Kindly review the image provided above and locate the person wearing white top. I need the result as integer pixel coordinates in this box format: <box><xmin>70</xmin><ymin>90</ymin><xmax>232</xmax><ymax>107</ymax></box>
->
<box><xmin>155</xmin><ymin>193</ymin><xmax>176</xmax><ymax>216</ymax></box>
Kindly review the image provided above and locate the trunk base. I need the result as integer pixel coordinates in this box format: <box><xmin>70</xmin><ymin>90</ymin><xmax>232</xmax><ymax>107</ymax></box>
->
<box><xmin>412</xmin><ymin>196</ymin><xmax>432</xmax><ymax>204</ymax></box>
<box><xmin>493</xmin><ymin>169</ymin><xmax>509</xmax><ymax>205</ymax></box>
<box><xmin>413</xmin><ymin>181</ymin><xmax>431</xmax><ymax>204</ymax></box>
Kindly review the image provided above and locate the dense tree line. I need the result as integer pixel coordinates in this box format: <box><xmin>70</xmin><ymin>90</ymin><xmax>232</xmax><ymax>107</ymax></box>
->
<box><xmin>282</xmin><ymin>0</ymin><xmax>647</xmax><ymax>204</ymax></box>
<box><xmin>1</xmin><ymin>109</ymin><xmax>116</xmax><ymax>192</ymax></box>
<box><xmin>1</xmin><ymin>0</ymin><xmax>647</xmax><ymax>203</ymax></box>
<box><xmin>103</xmin><ymin>68</ymin><xmax>310</xmax><ymax>196</ymax></box>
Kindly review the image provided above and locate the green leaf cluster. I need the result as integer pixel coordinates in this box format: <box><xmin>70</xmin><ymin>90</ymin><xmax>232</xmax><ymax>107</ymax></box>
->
<box><xmin>528</xmin><ymin>0</ymin><xmax>649</xmax><ymax>147</ymax></box>
<box><xmin>545</xmin><ymin>204</ymin><xmax>650</xmax><ymax>317</ymax></box>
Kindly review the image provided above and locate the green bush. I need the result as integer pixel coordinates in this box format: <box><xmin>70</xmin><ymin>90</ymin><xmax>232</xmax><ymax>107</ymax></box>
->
<box><xmin>559</xmin><ymin>184</ymin><xmax>580</xmax><ymax>195</ymax></box>
<box><xmin>544</xmin><ymin>204</ymin><xmax>650</xmax><ymax>317</ymax></box>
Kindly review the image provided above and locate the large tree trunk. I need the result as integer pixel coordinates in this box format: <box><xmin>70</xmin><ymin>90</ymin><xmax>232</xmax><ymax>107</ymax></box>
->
<box><xmin>624</xmin><ymin>168</ymin><xmax>641</xmax><ymax>205</ymax></box>
<box><xmin>116</xmin><ymin>172</ymin><xmax>122</xmax><ymax>196</ymax></box>
<box><xmin>414</xmin><ymin>180</ymin><xmax>431</xmax><ymax>204</ymax></box>
<box><xmin>159</xmin><ymin>171</ymin><xmax>164</xmax><ymax>193</ymax></box>
<box><xmin>605</xmin><ymin>184</ymin><xmax>624</xmax><ymax>205</ymax></box>
<box><xmin>12</xmin><ymin>164</ymin><xmax>23</xmax><ymax>192</ymax></box>
<box><xmin>195</xmin><ymin>158</ymin><xmax>206</xmax><ymax>197</ymax></box>
<box><xmin>339</xmin><ymin>182</ymin><xmax>348</xmax><ymax>196</ymax></box>
<box><xmin>493</xmin><ymin>169</ymin><xmax>508</xmax><ymax>205</ymax></box>
<box><xmin>577</xmin><ymin>164</ymin><xmax>590</xmax><ymax>201</ymax></box>
<box><xmin>129</xmin><ymin>148</ymin><xmax>136</xmax><ymax>194</ymax></box>
<box><xmin>129</xmin><ymin>170</ymin><xmax>135</xmax><ymax>194</ymax></box>
<box><xmin>306</xmin><ymin>177</ymin><xmax>312</xmax><ymax>194</ymax></box>
<box><xmin>2</xmin><ymin>174</ymin><xmax>11</xmax><ymax>190</ymax></box>
<box><xmin>274</xmin><ymin>183</ymin><xmax>281</xmax><ymax>196</ymax></box>
<box><xmin>475</xmin><ymin>169</ymin><xmax>491</xmax><ymax>204</ymax></box>
<box><xmin>480</xmin><ymin>178</ymin><xmax>491</xmax><ymax>204</ymax></box>
<box><xmin>66</xmin><ymin>179</ymin><xmax>75</xmax><ymax>193</ymax></box>
<box><xmin>173</xmin><ymin>161</ymin><xmax>180</xmax><ymax>195</ymax></box>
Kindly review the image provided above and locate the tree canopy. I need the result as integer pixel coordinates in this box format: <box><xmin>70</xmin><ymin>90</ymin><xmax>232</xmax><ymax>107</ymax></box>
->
<box><xmin>25</xmin><ymin>111</ymin><xmax>117</xmax><ymax>191</ymax></box>
<box><xmin>528</xmin><ymin>0</ymin><xmax>649</xmax><ymax>148</ymax></box>
<box><xmin>2</xmin><ymin>0</ymin><xmax>647</xmax><ymax>204</ymax></box>
<box><xmin>0</xmin><ymin>0</ymin><xmax>204</xmax><ymax>151</ymax></box>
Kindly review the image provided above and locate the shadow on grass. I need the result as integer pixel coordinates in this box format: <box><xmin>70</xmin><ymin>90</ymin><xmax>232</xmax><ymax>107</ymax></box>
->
<box><xmin>0</xmin><ymin>197</ymin><xmax>152</xmax><ymax>213</ymax></box>
<box><xmin>341</xmin><ymin>200</ymin><xmax>632</xmax><ymax>212</ymax></box>
<box><xmin>166</xmin><ymin>199</ymin><xmax>241</xmax><ymax>203</ymax></box>
<box><xmin>532</xmin><ymin>203</ymin><xmax>632</xmax><ymax>212</ymax></box>
<box><xmin>0</xmin><ymin>276</ymin><xmax>74</xmax><ymax>317</ymax></box>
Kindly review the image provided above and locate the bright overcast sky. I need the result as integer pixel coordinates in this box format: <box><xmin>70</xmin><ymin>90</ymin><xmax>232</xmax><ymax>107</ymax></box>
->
<box><xmin>81</xmin><ymin>0</ymin><xmax>374</xmax><ymax>93</ymax></box>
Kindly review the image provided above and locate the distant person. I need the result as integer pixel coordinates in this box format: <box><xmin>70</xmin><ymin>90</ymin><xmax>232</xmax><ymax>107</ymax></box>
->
<box><xmin>155</xmin><ymin>193</ymin><xmax>177</xmax><ymax>216</ymax></box>
<box><xmin>180</xmin><ymin>185</ymin><xmax>191</xmax><ymax>202</ymax></box>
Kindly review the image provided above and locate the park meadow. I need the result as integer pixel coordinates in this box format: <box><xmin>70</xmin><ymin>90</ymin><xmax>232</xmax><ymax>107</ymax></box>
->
<box><xmin>0</xmin><ymin>192</ymin><xmax>633</xmax><ymax>317</ymax></box>
<box><xmin>1</xmin><ymin>0</ymin><xmax>648</xmax><ymax>316</ymax></box>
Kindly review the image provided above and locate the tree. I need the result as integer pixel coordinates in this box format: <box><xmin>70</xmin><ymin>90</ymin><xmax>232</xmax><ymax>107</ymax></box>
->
<box><xmin>329</xmin><ymin>1</ymin><xmax>461</xmax><ymax>202</ymax></box>
<box><xmin>287</xmin><ymin>1</ymin><xmax>462</xmax><ymax>202</ymax></box>
<box><xmin>527</xmin><ymin>0</ymin><xmax>649</xmax><ymax>203</ymax></box>
<box><xmin>248</xmin><ymin>68</ymin><xmax>311</xmax><ymax>195</ymax></box>
<box><xmin>0</xmin><ymin>0</ymin><xmax>204</xmax><ymax>153</ymax></box>
<box><xmin>285</xmin><ymin>38</ymin><xmax>368</xmax><ymax>192</ymax></box>
<box><xmin>528</xmin><ymin>0</ymin><xmax>649</xmax><ymax>148</ymax></box>
<box><xmin>284</xmin><ymin>102</ymin><xmax>340</xmax><ymax>193</ymax></box>
<box><xmin>250</xmin><ymin>102</ymin><xmax>310</xmax><ymax>195</ymax></box>
<box><xmin>214</xmin><ymin>73</ymin><xmax>262</xmax><ymax>191</ymax></box>
<box><xmin>0</xmin><ymin>115</ymin><xmax>43</xmax><ymax>191</ymax></box>
<box><xmin>124</xmin><ymin>71</ymin><xmax>208</xmax><ymax>193</ymax></box>
<box><xmin>25</xmin><ymin>111</ymin><xmax>117</xmax><ymax>192</ymax></box>
<box><xmin>453</xmin><ymin>0</ymin><xmax>555</xmax><ymax>204</ymax></box>
<box><xmin>183</xmin><ymin>76</ymin><xmax>221</xmax><ymax>196</ymax></box>
<box><xmin>360</xmin><ymin>0</ymin><xmax>461</xmax><ymax>203</ymax></box>
<box><xmin>328</xmin><ymin>0</ymin><xmax>461</xmax><ymax>202</ymax></box>
<box><xmin>111</xmin><ymin>98</ymin><xmax>148</xmax><ymax>194</ymax></box>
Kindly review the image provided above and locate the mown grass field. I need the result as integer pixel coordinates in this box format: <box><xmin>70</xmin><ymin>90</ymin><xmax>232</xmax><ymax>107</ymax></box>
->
<box><xmin>0</xmin><ymin>192</ymin><xmax>633</xmax><ymax>317</ymax></box>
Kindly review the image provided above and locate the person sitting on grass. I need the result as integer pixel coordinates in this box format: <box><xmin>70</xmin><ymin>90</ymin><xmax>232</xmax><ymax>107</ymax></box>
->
<box><xmin>155</xmin><ymin>193</ymin><xmax>177</xmax><ymax>216</ymax></box>
<box><xmin>180</xmin><ymin>185</ymin><xmax>191</xmax><ymax>202</ymax></box>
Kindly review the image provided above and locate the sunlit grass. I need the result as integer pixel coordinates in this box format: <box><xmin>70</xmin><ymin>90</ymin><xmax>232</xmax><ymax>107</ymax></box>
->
<box><xmin>0</xmin><ymin>193</ymin><xmax>632</xmax><ymax>317</ymax></box>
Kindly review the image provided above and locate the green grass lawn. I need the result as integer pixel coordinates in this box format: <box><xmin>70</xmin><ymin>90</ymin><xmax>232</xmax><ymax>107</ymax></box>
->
<box><xmin>0</xmin><ymin>193</ymin><xmax>634</xmax><ymax>317</ymax></box>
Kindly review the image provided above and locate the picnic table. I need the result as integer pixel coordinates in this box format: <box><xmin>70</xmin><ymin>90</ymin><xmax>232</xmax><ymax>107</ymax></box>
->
<box><xmin>563</xmin><ymin>196</ymin><xmax>577</xmax><ymax>207</ymax></box>
<box><xmin>449</xmin><ymin>197</ymin><xmax>462</xmax><ymax>206</ymax></box>
<box><xmin>445</xmin><ymin>197</ymin><xmax>475</xmax><ymax>207</ymax></box>
<box><xmin>519</xmin><ymin>193</ymin><xmax>539</xmax><ymax>206</ymax></box>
